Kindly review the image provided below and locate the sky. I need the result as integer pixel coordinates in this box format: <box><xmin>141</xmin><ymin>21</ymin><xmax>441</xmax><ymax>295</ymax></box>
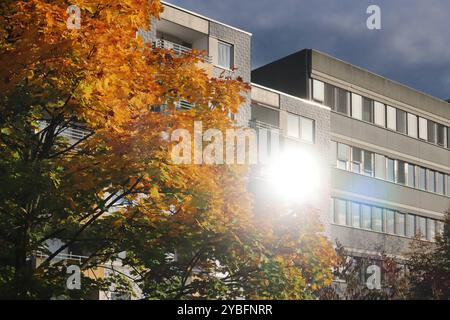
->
<box><xmin>166</xmin><ymin>0</ymin><xmax>450</xmax><ymax>101</ymax></box>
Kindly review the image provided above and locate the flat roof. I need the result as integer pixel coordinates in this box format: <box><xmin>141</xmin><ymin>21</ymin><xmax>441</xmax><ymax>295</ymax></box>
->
<box><xmin>161</xmin><ymin>1</ymin><xmax>252</xmax><ymax>36</ymax></box>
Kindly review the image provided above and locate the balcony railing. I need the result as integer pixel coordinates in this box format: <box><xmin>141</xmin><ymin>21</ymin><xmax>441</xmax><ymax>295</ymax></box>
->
<box><xmin>154</xmin><ymin>39</ymin><xmax>212</xmax><ymax>63</ymax></box>
<box><xmin>37</xmin><ymin>121</ymin><xmax>90</xmax><ymax>142</ymax></box>
<box><xmin>249</xmin><ymin>119</ymin><xmax>282</xmax><ymax>135</ymax></box>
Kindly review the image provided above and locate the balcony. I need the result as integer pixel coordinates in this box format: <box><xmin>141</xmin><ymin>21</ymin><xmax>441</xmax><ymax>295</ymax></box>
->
<box><xmin>154</xmin><ymin>38</ymin><xmax>212</xmax><ymax>63</ymax></box>
<box><xmin>249</xmin><ymin>119</ymin><xmax>282</xmax><ymax>135</ymax></box>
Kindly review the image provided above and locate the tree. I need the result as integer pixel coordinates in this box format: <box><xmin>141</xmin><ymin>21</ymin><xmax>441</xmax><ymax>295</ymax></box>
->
<box><xmin>320</xmin><ymin>242</ymin><xmax>409</xmax><ymax>300</ymax></box>
<box><xmin>406</xmin><ymin>210</ymin><xmax>450</xmax><ymax>299</ymax></box>
<box><xmin>0</xmin><ymin>0</ymin><xmax>337</xmax><ymax>299</ymax></box>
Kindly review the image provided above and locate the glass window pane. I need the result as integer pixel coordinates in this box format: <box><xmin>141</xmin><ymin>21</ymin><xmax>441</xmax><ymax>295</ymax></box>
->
<box><xmin>335</xmin><ymin>199</ymin><xmax>347</xmax><ymax>225</ymax></box>
<box><xmin>324</xmin><ymin>83</ymin><xmax>335</xmax><ymax>109</ymax></box>
<box><xmin>372</xmin><ymin>207</ymin><xmax>383</xmax><ymax>232</ymax></box>
<box><xmin>336</xmin><ymin>88</ymin><xmax>349</xmax><ymax>115</ymax></box>
<box><xmin>218</xmin><ymin>41</ymin><xmax>233</xmax><ymax>69</ymax></box>
<box><xmin>387</xmin><ymin>106</ymin><xmax>397</xmax><ymax>130</ymax></box>
<box><xmin>396</xmin><ymin>109</ymin><xmax>407</xmax><ymax>134</ymax></box>
<box><xmin>374</xmin><ymin>101</ymin><xmax>385</xmax><ymax>127</ymax></box>
<box><xmin>436</xmin><ymin>221</ymin><xmax>444</xmax><ymax>236</ymax></box>
<box><xmin>300</xmin><ymin>117</ymin><xmax>314</xmax><ymax>143</ymax></box>
<box><xmin>363</xmin><ymin>151</ymin><xmax>374</xmax><ymax>176</ymax></box>
<box><xmin>427</xmin><ymin>120</ymin><xmax>437</xmax><ymax>144</ymax></box>
<box><xmin>407</xmin><ymin>113</ymin><xmax>418</xmax><ymax>138</ymax></box>
<box><xmin>361</xmin><ymin>205</ymin><xmax>371</xmax><ymax>229</ymax></box>
<box><xmin>331</xmin><ymin>141</ymin><xmax>337</xmax><ymax>166</ymax></box>
<box><xmin>427</xmin><ymin>219</ymin><xmax>436</xmax><ymax>241</ymax></box>
<box><xmin>386</xmin><ymin>210</ymin><xmax>395</xmax><ymax>234</ymax></box>
<box><xmin>417</xmin><ymin>216</ymin><xmax>427</xmax><ymax>239</ymax></box>
<box><xmin>448</xmin><ymin>127</ymin><xmax>450</xmax><ymax>149</ymax></box>
<box><xmin>351</xmin><ymin>93</ymin><xmax>362</xmax><ymax>120</ymax></box>
<box><xmin>427</xmin><ymin>169</ymin><xmax>436</xmax><ymax>192</ymax></box>
<box><xmin>396</xmin><ymin>212</ymin><xmax>405</xmax><ymax>236</ymax></box>
<box><xmin>436</xmin><ymin>172</ymin><xmax>444</xmax><ymax>195</ymax></box>
<box><xmin>375</xmin><ymin>154</ymin><xmax>386</xmax><ymax>179</ymax></box>
<box><xmin>387</xmin><ymin>158</ymin><xmax>395</xmax><ymax>182</ymax></box>
<box><xmin>447</xmin><ymin>175</ymin><xmax>450</xmax><ymax>196</ymax></box>
<box><xmin>351</xmin><ymin>147</ymin><xmax>362</xmax><ymax>173</ymax></box>
<box><xmin>437</xmin><ymin>124</ymin><xmax>446</xmax><ymax>147</ymax></box>
<box><xmin>338</xmin><ymin>143</ymin><xmax>350</xmax><ymax>162</ymax></box>
<box><xmin>362</xmin><ymin>97</ymin><xmax>373</xmax><ymax>123</ymax></box>
<box><xmin>406</xmin><ymin>214</ymin><xmax>415</xmax><ymax>237</ymax></box>
<box><xmin>407</xmin><ymin>164</ymin><xmax>415</xmax><ymax>188</ymax></box>
<box><xmin>287</xmin><ymin>114</ymin><xmax>299</xmax><ymax>138</ymax></box>
<box><xmin>351</xmin><ymin>202</ymin><xmax>361</xmax><ymax>228</ymax></box>
<box><xmin>396</xmin><ymin>160</ymin><xmax>406</xmax><ymax>185</ymax></box>
<box><xmin>313</xmin><ymin>79</ymin><xmax>325</xmax><ymax>103</ymax></box>
<box><xmin>418</xmin><ymin>167</ymin><xmax>426</xmax><ymax>190</ymax></box>
<box><xmin>419</xmin><ymin>117</ymin><xmax>428</xmax><ymax>140</ymax></box>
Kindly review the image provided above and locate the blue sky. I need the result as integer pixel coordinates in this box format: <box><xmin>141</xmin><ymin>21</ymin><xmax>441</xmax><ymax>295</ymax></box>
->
<box><xmin>166</xmin><ymin>0</ymin><xmax>450</xmax><ymax>101</ymax></box>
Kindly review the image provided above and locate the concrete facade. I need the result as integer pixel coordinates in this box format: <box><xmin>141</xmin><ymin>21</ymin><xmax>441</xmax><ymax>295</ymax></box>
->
<box><xmin>252</xmin><ymin>48</ymin><xmax>450</xmax><ymax>258</ymax></box>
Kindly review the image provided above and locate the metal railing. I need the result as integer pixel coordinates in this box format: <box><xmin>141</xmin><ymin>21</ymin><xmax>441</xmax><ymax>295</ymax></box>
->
<box><xmin>154</xmin><ymin>39</ymin><xmax>212</xmax><ymax>63</ymax></box>
<box><xmin>249</xmin><ymin>119</ymin><xmax>282</xmax><ymax>135</ymax></box>
<box><xmin>37</xmin><ymin>121</ymin><xmax>90</xmax><ymax>142</ymax></box>
<box><xmin>34</xmin><ymin>251</ymin><xmax>87</xmax><ymax>263</ymax></box>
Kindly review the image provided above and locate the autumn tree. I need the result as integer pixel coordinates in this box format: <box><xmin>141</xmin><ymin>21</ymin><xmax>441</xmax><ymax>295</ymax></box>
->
<box><xmin>406</xmin><ymin>211</ymin><xmax>450</xmax><ymax>299</ymax></box>
<box><xmin>0</xmin><ymin>0</ymin><xmax>337</xmax><ymax>299</ymax></box>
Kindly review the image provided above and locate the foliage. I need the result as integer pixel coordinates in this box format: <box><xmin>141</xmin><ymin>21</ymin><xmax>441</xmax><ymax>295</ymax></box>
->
<box><xmin>406</xmin><ymin>211</ymin><xmax>450</xmax><ymax>299</ymax></box>
<box><xmin>0</xmin><ymin>0</ymin><xmax>337</xmax><ymax>299</ymax></box>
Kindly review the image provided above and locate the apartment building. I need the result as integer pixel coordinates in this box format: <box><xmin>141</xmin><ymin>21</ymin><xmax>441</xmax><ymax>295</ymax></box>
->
<box><xmin>252</xmin><ymin>49</ymin><xmax>450</xmax><ymax>257</ymax></box>
<box><xmin>143</xmin><ymin>1</ymin><xmax>252</xmax><ymax>126</ymax></box>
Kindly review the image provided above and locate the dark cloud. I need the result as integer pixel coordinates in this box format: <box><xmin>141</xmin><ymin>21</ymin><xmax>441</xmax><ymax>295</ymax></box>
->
<box><xmin>166</xmin><ymin>0</ymin><xmax>450</xmax><ymax>100</ymax></box>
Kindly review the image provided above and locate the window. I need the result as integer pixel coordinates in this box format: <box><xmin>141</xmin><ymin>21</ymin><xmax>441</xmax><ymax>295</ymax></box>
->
<box><xmin>330</xmin><ymin>141</ymin><xmax>337</xmax><ymax>166</ymax></box>
<box><xmin>335</xmin><ymin>199</ymin><xmax>347</xmax><ymax>225</ymax></box>
<box><xmin>374</xmin><ymin>101</ymin><xmax>386</xmax><ymax>127</ymax></box>
<box><xmin>419</xmin><ymin>117</ymin><xmax>428</xmax><ymax>140</ymax></box>
<box><xmin>372</xmin><ymin>207</ymin><xmax>383</xmax><ymax>232</ymax></box>
<box><xmin>396</xmin><ymin>160</ymin><xmax>406</xmax><ymax>185</ymax></box>
<box><xmin>351</xmin><ymin>148</ymin><xmax>362</xmax><ymax>173</ymax></box>
<box><xmin>351</xmin><ymin>202</ymin><xmax>361</xmax><ymax>228</ymax></box>
<box><xmin>436</xmin><ymin>172</ymin><xmax>445</xmax><ymax>195</ymax></box>
<box><xmin>385</xmin><ymin>210</ymin><xmax>395</xmax><ymax>234</ymax></box>
<box><xmin>406</xmin><ymin>214</ymin><xmax>415</xmax><ymax>237</ymax></box>
<box><xmin>363</xmin><ymin>150</ymin><xmax>374</xmax><ymax>176</ymax></box>
<box><xmin>407</xmin><ymin>164</ymin><xmax>415</xmax><ymax>188</ymax></box>
<box><xmin>336</xmin><ymin>88</ymin><xmax>349</xmax><ymax>115</ymax></box>
<box><xmin>427</xmin><ymin>120</ymin><xmax>437</xmax><ymax>144</ymax></box>
<box><xmin>287</xmin><ymin>114</ymin><xmax>299</xmax><ymax>139</ymax></box>
<box><xmin>387</xmin><ymin>106</ymin><xmax>397</xmax><ymax>130</ymax></box>
<box><xmin>407</xmin><ymin>113</ymin><xmax>418</xmax><ymax>138</ymax></box>
<box><xmin>437</xmin><ymin>124</ymin><xmax>446</xmax><ymax>147</ymax></box>
<box><xmin>447</xmin><ymin>175</ymin><xmax>450</xmax><ymax>196</ymax></box>
<box><xmin>324</xmin><ymin>83</ymin><xmax>335</xmax><ymax>108</ymax></box>
<box><xmin>375</xmin><ymin>154</ymin><xmax>386</xmax><ymax>179</ymax></box>
<box><xmin>387</xmin><ymin>158</ymin><xmax>395</xmax><ymax>182</ymax></box>
<box><xmin>396</xmin><ymin>109</ymin><xmax>407</xmax><ymax>134</ymax></box>
<box><xmin>436</xmin><ymin>221</ymin><xmax>444</xmax><ymax>236</ymax></box>
<box><xmin>427</xmin><ymin>219</ymin><xmax>436</xmax><ymax>241</ymax></box>
<box><xmin>312</xmin><ymin>79</ymin><xmax>325</xmax><ymax>103</ymax></box>
<box><xmin>218</xmin><ymin>41</ymin><xmax>233</xmax><ymax>69</ymax></box>
<box><xmin>362</xmin><ymin>97</ymin><xmax>373</xmax><ymax>123</ymax></box>
<box><xmin>417</xmin><ymin>216</ymin><xmax>427</xmax><ymax>239</ymax></box>
<box><xmin>287</xmin><ymin>114</ymin><xmax>314</xmax><ymax>142</ymax></box>
<box><xmin>361</xmin><ymin>205</ymin><xmax>371</xmax><ymax>229</ymax></box>
<box><xmin>300</xmin><ymin>117</ymin><xmax>314</xmax><ymax>143</ymax></box>
<box><xmin>448</xmin><ymin>127</ymin><xmax>450</xmax><ymax>149</ymax></box>
<box><xmin>396</xmin><ymin>212</ymin><xmax>405</xmax><ymax>236</ymax></box>
<box><xmin>427</xmin><ymin>169</ymin><xmax>436</xmax><ymax>192</ymax></box>
<box><xmin>337</xmin><ymin>143</ymin><xmax>350</xmax><ymax>170</ymax></box>
<box><xmin>351</xmin><ymin>93</ymin><xmax>362</xmax><ymax>120</ymax></box>
<box><xmin>418</xmin><ymin>167</ymin><xmax>426</xmax><ymax>190</ymax></box>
